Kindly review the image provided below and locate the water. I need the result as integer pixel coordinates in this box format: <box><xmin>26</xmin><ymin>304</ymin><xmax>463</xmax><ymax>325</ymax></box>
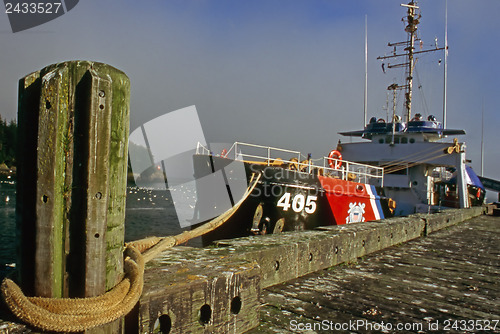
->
<box><xmin>0</xmin><ymin>181</ymin><xmax>200</xmax><ymax>280</ymax></box>
<box><xmin>0</xmin><ymin>180</ymin><xmax>16</xmax><ymax>279</ymax></box>
<box><xmin>124</xmin><ymin>186</ymin><xmax>192</xmax><ymax>241</ymax></box>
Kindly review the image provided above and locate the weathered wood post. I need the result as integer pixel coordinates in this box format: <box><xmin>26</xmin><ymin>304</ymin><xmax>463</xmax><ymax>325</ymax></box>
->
<box><xmin>16</xmin><ymin>61</ymin><xmax>130</xmax><ymax>331</ymax></box>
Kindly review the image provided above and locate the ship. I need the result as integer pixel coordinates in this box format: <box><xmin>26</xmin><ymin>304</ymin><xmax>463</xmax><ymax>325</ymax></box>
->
<box><xmin>190</xmin><ymin>0</ymin><xmax>486</xmax><ymax>244</ymax></box>
<box><xmin>191</xmin><ymin>142</ymin><xmax>395</xmax><ymax>244</ymax></box>
<box><xmin>128</xmin><ymin>1</ymin><xmax>485</xmax><ymax>246</ymax></box>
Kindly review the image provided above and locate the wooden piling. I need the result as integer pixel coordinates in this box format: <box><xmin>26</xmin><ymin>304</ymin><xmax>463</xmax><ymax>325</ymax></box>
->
<box><xmin>16</xmin><ymin>61</ymin><xmax>130</xmax><ymax>331</ymax></box>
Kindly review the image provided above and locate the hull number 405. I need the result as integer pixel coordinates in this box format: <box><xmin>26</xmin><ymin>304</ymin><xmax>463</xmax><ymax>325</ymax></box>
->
<box><xmin>277</xmin><ymin>193</ymin><xmax>317</xmax><ymax>214</ymax></box>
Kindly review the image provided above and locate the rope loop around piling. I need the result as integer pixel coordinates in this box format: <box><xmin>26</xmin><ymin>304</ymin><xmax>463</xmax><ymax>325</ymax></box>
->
<box><xmin>1</xmin><ymin>173</ymin><xmax>261</xmax><ymax>332</ymax></box>
<box><xmin>1</xmin><ymin>245</ymin><xmax>143</xmax><ymax>332</ymax></box>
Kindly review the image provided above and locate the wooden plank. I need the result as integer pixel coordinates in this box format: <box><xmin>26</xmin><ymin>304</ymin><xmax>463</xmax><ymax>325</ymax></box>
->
<box><xmin>34</xmin><ymin>65</ymin><xmax>70</xmax><ymax>298</ymax></box>
<box><xmin>97</xmin><ymin>62</ymin><xmax>130</xmax><ymax>292</ymax></box>
<box><xmin>16</xmin><ymin>71</ymin><xmax>42</xmax><ymax>297</ymax></box>
<box><xmin>82</xmin><ymin>70</ymin><xmax>113</xmax><ymax>297</ymax></box>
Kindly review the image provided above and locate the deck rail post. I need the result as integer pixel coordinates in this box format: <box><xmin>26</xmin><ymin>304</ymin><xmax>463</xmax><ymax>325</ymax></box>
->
<box><xmin>16</xmin><ymin>61</ymin><xmax>130</xmax><ymax>332</ymax></box>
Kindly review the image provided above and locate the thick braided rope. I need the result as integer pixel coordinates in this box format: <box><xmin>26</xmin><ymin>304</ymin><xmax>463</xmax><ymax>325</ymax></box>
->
<box><xmin>1</xmin><ymin>245</ymin><xmax>144</xmax><ymax>332</ymax></box>
<box><xmin>1</xmin><ymin>172</ymin><xmax>261</xmax><ymax>332</ymax></box>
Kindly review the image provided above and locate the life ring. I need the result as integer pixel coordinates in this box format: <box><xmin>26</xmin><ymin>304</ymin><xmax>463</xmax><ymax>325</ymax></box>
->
<box><xmin>377</xmin><ymin>118</ymin><xmax>386</xmax><ymax>123</ymax></box>
<box><xmin>220</xmin><ymin>149</ymin><xmax>228</xmax><ymax>158</ymax></box>
<box><xmin>328</xmin><ymin>150</ymin><xmax>342</xmax><ymax>169</ymax></box>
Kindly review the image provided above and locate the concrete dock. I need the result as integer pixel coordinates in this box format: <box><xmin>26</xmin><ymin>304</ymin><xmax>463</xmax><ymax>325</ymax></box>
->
<box><xmin>249</xmin><ymin>214</ymin><xmax>499</xmax><ymax>333</ymax></box>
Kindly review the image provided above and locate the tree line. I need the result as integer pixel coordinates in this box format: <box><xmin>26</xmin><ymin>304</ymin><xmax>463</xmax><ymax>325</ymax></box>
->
<box><xmin>0</xmin><ymin>114</ymin><xmax>17</xmax><ymax>167</ymax></box>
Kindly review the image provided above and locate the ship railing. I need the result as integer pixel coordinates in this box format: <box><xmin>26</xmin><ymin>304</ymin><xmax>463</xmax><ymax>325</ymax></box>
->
<box><xmin>196</xmin><ymin>142</ymin><xmax>211</xmax><ymax>156</ymax></box>
<box><xmin>195</xmin><ymin>142</ymin><xmax>384</xmax><ymax>186</ymax></box>
<box><xmin>320</xmin><ymin>158</ymin><xmax>384</xmax><ymax>186</ymax></box>
<box><xmin>217</xmin><ymin>141</ymin><xmax>302</xmax><ymax>165</ymax></box>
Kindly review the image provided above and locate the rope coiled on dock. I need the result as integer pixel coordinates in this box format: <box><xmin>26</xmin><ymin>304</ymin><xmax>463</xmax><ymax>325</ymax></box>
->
<box><xmin>1</xmin><ymin>173</ymin><xmax>261</xmax><ymax>332</ymax></box>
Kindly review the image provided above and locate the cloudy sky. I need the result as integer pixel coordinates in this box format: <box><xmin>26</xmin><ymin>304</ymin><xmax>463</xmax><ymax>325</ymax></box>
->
<box><xmin>1</xmin><ymin>0</ymin><xmax>499</xmax><ymax>197</ymax></box>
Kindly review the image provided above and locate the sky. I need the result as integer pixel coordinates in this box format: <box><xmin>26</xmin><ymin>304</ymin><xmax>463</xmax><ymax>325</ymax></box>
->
<box><xmin>0</xmin><ymin>0</ymin><xmax>499</xmax><ymax>199</ymax></box>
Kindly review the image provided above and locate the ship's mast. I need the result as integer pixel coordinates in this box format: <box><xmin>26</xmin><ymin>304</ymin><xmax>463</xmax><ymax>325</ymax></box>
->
<box><xmin>402</xmin><ymin>2</ymin><xmax>418</xmax><ymax>123</ymax></box>
<box><xmin>377</xmin><ymin>1</ymin><xmax>444</xmax><ymax>123</ymax></box>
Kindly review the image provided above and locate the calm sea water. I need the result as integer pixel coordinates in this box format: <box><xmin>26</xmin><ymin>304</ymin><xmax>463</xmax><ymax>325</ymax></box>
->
<box><xmin>0</xmin><ymin>181</ymin><xmax>16</xmax><ymax>279</ymax></box>
<box><xmin>0</xmin><ymin>181</ymin><xmax>200</xmax><ymax>280</ymax></box>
